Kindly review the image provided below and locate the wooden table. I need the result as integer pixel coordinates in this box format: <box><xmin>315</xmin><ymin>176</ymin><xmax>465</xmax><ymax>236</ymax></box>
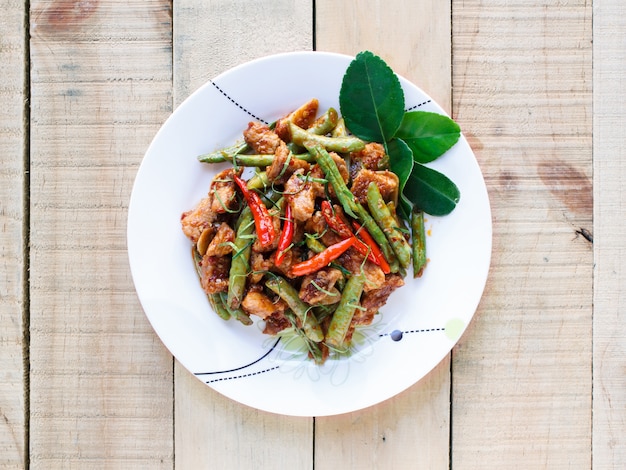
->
<box><xmin>2</xmin><ymin>1</ymin><xmax>624</xmax><ymax>468</ymax></box>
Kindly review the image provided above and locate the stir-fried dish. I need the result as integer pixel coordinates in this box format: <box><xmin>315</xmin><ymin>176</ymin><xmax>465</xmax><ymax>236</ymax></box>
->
<box><xmin>181</xmin><ymin>99</ymin><xmax>426</xmax><ymax>363</ymax></box>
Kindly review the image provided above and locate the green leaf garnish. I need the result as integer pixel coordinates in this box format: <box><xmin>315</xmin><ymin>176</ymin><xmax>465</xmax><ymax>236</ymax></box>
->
<box><xmin>403</xmin><ymin>164</ymin><xmax>460</xmax><ymax>216</ymax></box>
<box><xmin>395</xmin><ymin>111</ymin><xmax>461</xmax><ymax>163</ymax></box>
<box><xmin>387</xmin><ymin>138</ymin><xmax>414</xmax><ymax>218</ymax></box>
<box><xmin>339</xmin><ymin>51</ymin><xmax>405</xmax><ymax>143</ymax></box>
<box><xmin>339</xmin><ymin>51</ymin><xmax>462</xmax><ymax>217</ymax></box>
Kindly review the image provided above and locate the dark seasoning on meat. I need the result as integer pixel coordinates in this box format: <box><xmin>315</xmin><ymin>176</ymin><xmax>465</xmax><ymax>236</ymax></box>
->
<box><xmin>181</xmin><ymin>99</ymin><xmax>419</xmax><ymax>364</ymax></box>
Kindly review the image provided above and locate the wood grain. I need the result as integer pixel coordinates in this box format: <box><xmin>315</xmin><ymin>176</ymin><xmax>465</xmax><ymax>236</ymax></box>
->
<box><xmin>29</xmin><ymin>0</ymin><xmax>174</xmax><ymax>467</ymax></box>
<box><xmin>451</xmin><ymin>1</ymin><xmax>593</xmax><ymax>468</ymax></box>
<box><xmin>593</xmin><ymin>1</ymin><xmax>626</xmax><ymax>468</ymax></box>
<box><xmin>172</xmin><ymin>1</ymin><xmax>314</xmax><ymax>468</ymax></box>
<box><xmin>0</xmin><ymin>0</ymin><xmax>27</xmax><ymax>467</ymax></box>
<box><xmin>314</xmin><ymin>1</ymin><xmax>452</xmax><ymax>468</ymax></box>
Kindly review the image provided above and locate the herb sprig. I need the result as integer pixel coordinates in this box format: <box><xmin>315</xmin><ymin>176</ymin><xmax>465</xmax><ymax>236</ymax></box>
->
<box><xmin>339</xmin><ymin>51</ymin><xmax>461</xmax><ymax>218</ymax></box>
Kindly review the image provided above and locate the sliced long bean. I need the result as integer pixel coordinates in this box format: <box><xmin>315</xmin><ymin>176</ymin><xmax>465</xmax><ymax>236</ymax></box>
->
<box><xmin>331</xmin><ymin>117</ymin><xmax>347</xmax><ymax>138</ymax></box>
<box><xmin>197</xmin><ymin>141</ymin><xmax>249</xmax><ymax>164</ymax></box>
<box><xmin>265</xmin><ymin>275</ymin><xmax>324</xmax><ymax>343</ymax></box>
<box><xmin>307</xmin><ymin>107</ymin><xmax>339</xmax><ymax>135</ymax></box>
<box><xmin>207</xmin><ymin>293</ymin><xmax>231</xmax><ymax>321</ymax></box>
<box><xmin>306</xmin><ymin>144</ymin><xmax>359</xmax><ymax>218</ymax></box>
<box><xmin>284</xmin><ymin>311</ymin><xmax>325</xmax><ymax>364</ymax></box>
<box><xmin>366</xmin><ymin>182</ymin><xmax>412</xmax><ymax>270</ymax></box>
<box><xmin>246</xmin><ymin>171</ymin><xmax>269</xmax><ymax>191</ymax></box>
<box><xmin>325</xmin><ymin>272</ymin><xmax>366</xmax><ymax>350</ymax></box>
<box><xmin>227</xmin><ymin>206</ymin><xmax>254</xmax><ymax>309</ymax></box>
<box><xmin>354</xmin><ymin>204</ymin><xmax>400</xmax><ymax>273</ymax></box>
<box><xmin>411</xmin><ymin>208</ymin><xmax>427</xmax><ymax>278</ymax></box>
<box><xmin>218</xmin><ymin>292</ymin><xmax>253</xmax><ymax>325</ymax></box>
<box><xmin>198</xmin><ymin>152</ymin><xmax>314</xmax><ymax>166</ymax></box>
<box><xmin>291</xmin><ymin>122</ymin><xmax>365</xmax><ymax>153</ymax></box>
<box><xmin>305</xmin><ymin>235</ymin><xmax>327</xmax><ymax>253</ymax></box>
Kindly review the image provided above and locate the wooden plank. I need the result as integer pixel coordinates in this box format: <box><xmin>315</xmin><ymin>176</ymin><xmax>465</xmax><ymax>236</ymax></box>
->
<box><xmin>0</xmin><ymin>0</ymin><xmax>27</xmax><ymax>467</ymax></box>
<box><xmin>29</xmin><ymin>0</ymin><xmax>174</xmax><ymax>467</ymax></box>
<box><xmin>593</xmin><ymin>0</ymin><xmax>626</xmax><ymax>467</ymax></box>
<box><xmin>172</xmin><ymin>1</ymin><xmax>314</xmax><ymax>468</ymax></box>
<box><xmin>450</xmin><ymin>1</ymin><xmax>592</xmax><ymax>468</ymax></box>
<box><xmin>314</xmin><ymin>2</ymin><xmax>452</xmax><ymax>468</ymax></box>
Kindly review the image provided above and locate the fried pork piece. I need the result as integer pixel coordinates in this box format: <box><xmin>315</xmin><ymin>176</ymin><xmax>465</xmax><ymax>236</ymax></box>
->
<box><xmin>243</xmin><ymin>122</ymin><xmax>282</xmax><ymax>154</ymax></box>
<box><xmin>250</xmin><ymin>251</ymin><xmax>272</xmax><ymax>284</ymax></box>
<box><xmin>205</xmin><ymin>222</ymin><xmax>235</xmax><ymax>257</ymax></box>
<box><xmin>339</xmin><ymin>251</ymin><xmax>386</xmax><ymax>292</ymax></box>
<box><xmin>274</xmin><ymin>98</ymin><xmax>319</xmax><ymax>141</ymax></box>
<box><xmin>356</xmin><ymin>274</ymin><xmax>405</xmax><ymax>324</ymax></box>
<box><xmin>350</xmin><ymin>142</ymin><xmax>388</xmax><ymax>173</ymax></box>
<box><xmin>269</xmin><ymin>246</ymin><xmax>304</xmax><ymax>279</ymax></box>
<box><xmin>304</xmin><ymin>211</ymin><xmax>344</xmax><ymax>247</ymax></box>
<box><xmin>266</xmin><ymin>142</ymin><xmax>311</xmax><ymax>184</ymax></box>
<box><xmin>284</xmin><ymin>169</ymin><xmax>324</xmax><ymax>222</ymax></box>
<box><xmin>241</xmin><ymin>290</ymin><xmax>287</xmax><ymax>320</ymax></box>
<box><xmin>299</xmin><ymin>268</ymin><xmax>343</xmax><ymax>306</ymax></box>
<box><xmin>263</xmin><ymin>311</ymin><xmax>292</xmax><ymax>335</ymax></box>
<box><xmin>181</xmin><ymin>196</ymin><xmax>216</xmax><ymax>243</ymax></box>
<box><xmin>350</xmin><ymin>168</ymin><xmax>399</xmax><ymax>204</ymax></box>
<box><xmin>210</xmin><ymin>168</ymin><xmax>239</xmax><ymax>214</ymax></box>
<box><xmin>199</xmin><ymin>254</ymin><xmax>230</xmax><ymax>294</ymax></box>
<box><xmin>181</xmin><ymin>168</ymin><xmax>239</xmax><ymax>243</ymax></box>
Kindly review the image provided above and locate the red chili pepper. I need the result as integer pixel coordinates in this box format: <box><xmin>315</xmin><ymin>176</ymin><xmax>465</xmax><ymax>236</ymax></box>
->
<box><xmin>352</xmin><ymin>221</ymin><xmax>391</xmax><ymax>274</ymax></box>
<box><xmin>275</xmin><ymin>203</ymin><xmax>294</xmax><ymax>266</ymax></box>
<box><xmin>321</xmin><ymin>200</ymin><xmax>353</xmax><ymax>239</ymax></box>
<box><xmin>289</xmin><ymin>237</ymin><xmax>355</xmax><ymax>277</ymax></box>
<box><xmin>233</xmin><ymin>174</ymin><xmax>276</xmax><ymax>248</ymax></box>
<box><xmin>321</xmin><ymin>200</ymin><xmax>381</xmax><ymax>267</ymax></box>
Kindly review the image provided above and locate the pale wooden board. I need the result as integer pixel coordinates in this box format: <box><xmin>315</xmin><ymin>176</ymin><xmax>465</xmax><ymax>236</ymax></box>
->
<box><xmin>450</xmin><ymin>1</ymin><xmax>593</xmax><ymax>468</ymax></box>
<box><xmin>593</xmin><ymin>0</ymin><xmax>626</xmax><ymax>467</ymax></box>
<box><xmin>0</xmin><ymin>0</ymin><xmax>26</xmax><ymax>467</ymax></box>
<box><xmin>314</xmin><ymin>1</ymin><xmax>452</xmax><ymax>468</ymax></box>
<box><xmin>172</xmin><ymin>1</ymin><xmax>315</xmax><ymax>468</ymax></box>
<box><xmin>29</xmin><ymin>0</ymin><xmax>174</xmax><ymax>467</ymax></box>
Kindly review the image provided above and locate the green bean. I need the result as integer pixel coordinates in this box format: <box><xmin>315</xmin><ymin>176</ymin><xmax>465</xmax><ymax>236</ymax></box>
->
<box><xmin>307</xmin><ymin>107</ymin><xmax>339</xmax><ymax>135</ymax></box>
<box><xmin>246</xmin><ymin>171</ymin><xmax>269</xmax><ymax>191</ymax></box>
<box><xmin>197</xmin><ymin>141</ymin><xmax>249</xmax><ymax>164</ymax></box>
<box><xmin>265</xmin><ymin>275</ymin><xmax>324</xmax><ymax>343</ymax></box>
<box><xmin>411</xmin><ymin>208</ymin><xmax>427</xmax><ymax>278</ymax></box>
<box><xmin>324</xmin><ymin>272</ymin><xmax>366</xmax><ymax>350</ymax></box>
<box><xmin>218</xmin><ymin>292</ymin><xmax>253</xmax><ymax>326</ymax></box>
<box><xmin>366</xmin><ymin>182</ymin><xmax>412</xmax><ymax>270</ymax></box>
<box><xmin>306</xmin><ymin>144</ymin><xmax>359</xmax><ymax>218</ymax></box>
<box><xmin>227</xmin><ymin>207</ymin><xmax>254</xmax><ymax>309</ymax></box>
<box><xmin>290</xmin><ymin>122</ymin><xmax>365</xmax><ymax>153</ymax></box>
<box><xmin>331</xmin><ymin>117</ymin><xmax>347</xmax><ymax>138</ymax></box>
<box><xmin>207</xmin><ymin>293</ymin><xmax>232</xmax><ymax>321</ymax></box>
<box><xmin>197</xmin><ymin>152</ymin><xmax>314</xmax><ymax>166</ymax></box>
<box><xmin>354</xmin><ymin>204</ymin><xmax>400</xmax><ymax>273</ymax></box>
<box><xmin>284</xmin><ymin>311</ymin><xmax>325</xmax><ymax>364</ymax></box>
<box><xmin>305</xmin><ymin>235</ymin><xmax>327</xmax><ymax>253</ymax></box>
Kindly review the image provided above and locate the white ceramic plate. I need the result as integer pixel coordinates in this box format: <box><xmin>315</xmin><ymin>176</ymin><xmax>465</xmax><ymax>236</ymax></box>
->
<box><xmin>127</xmin><ymin>51</ymin><xmax>491</xmax><ymax>417</ymax></box>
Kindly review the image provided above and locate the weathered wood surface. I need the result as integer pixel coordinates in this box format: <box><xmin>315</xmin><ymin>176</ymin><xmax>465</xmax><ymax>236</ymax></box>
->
<box><xmin>3</xmin><ymin>0</ymin><xmax>623</xmax><ymax>467</ymax></box>
<box><xmin>593</xmin><ymin>1</ymin><xmax>626</xmax><ymax>468</ymax></box>
<box><xmin>0</xmin><ymin>0</ymin><xmax>27</xmax><ymax>468</ymax></box>
<box><xmin>28</xmin><ymin>0</ymin><xmax>174</xmax><ymax>467</ymax></box>
<box><xmin>451</xmin><ymin>1</ymin><xmax>593</xmax><ymax>468</ymax></box>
